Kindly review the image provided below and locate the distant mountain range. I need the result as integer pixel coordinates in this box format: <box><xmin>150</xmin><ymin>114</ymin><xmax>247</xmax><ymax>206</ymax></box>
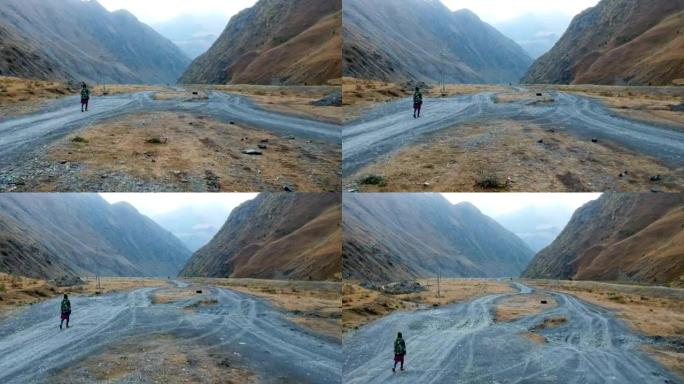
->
<box><xmin>523</xmin><ymin>0</ymin><xmax>684</xmax><ymax>85</ymax></box>
<box><xmin>152</xmin><ymin>14</ymin><xmax>228</xmax><ymax>59</ymax></box>
<box><xmin>343</xmin><ymin>0</ymin><xmax>532</xmax><ymax>84</ymax></box>
<box><xmin>180</xmin><ymin>0</ymin><xmax>341</xmax><ymax>85</ymax></box>
<box><xmin>523</xmin><ymin>193</ymin><xmax>684</xmax><ymax>286</ymax></box>
<box><xmin>0</xmin><ymin>194</ymin><xmax>191</xmax><ymax>279</ymax></box>
<box><xmin>0</xmin><ymin>0</ymin><xmax>190</xmax><ymax>84</ymax></box>
<box><xmin>343</xmin><ymin>194</ymin><xmax>534</xmax><ymax>283</ymax></box>
<box><xmin>150</xmin><ymin>204</ymin><xmax>233</xmax><ymax>252</ymax></box>
<box><xmin>180</xmin><ymin>193</ymin><xmax>341</xmax><ymax>280</ymax></box>
<box><xmin>494</xmin><ymin>12</ymin><xmax>572</xmax><ymax>59</ymax></box>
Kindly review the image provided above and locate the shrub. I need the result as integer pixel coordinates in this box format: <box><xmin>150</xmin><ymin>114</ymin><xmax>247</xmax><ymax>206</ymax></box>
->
<box><xmin>359</xmin><ymin>174</ymin><xmax>387</xmax><ymax>186</ymax></box>
<box><xmin>72</xmin><ymin>136</ymin><xmax>88</xmax><ymax>143</ymax></box>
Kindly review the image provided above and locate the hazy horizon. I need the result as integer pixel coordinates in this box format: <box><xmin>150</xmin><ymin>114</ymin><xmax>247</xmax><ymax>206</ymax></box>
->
<box><xmin>441</xmin><ymin>0</ymin><xmax>600</xmax><ymax>24</ymax></box>
<box><xmin>443</xmin><ymin>193</ymin><xmax>601</xmax><ymax>251</ymax></box>
<box><xmin>97</xmin><ymin>0</ymin><xmax>257</xmax><ymax>24</ymax></box>
<box><xmin>100</xmin><ymin>193</ymin><xmax>258</xmax><ymax>251</ymax></box>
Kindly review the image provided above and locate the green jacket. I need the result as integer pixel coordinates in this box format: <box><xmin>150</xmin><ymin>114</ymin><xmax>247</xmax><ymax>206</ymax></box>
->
<box><xmin>394</xmin><ymin>337</ymin><xmax>406</xmax><ymax>355</ymax></box>
<box><xmin>81</xmin><ymin>88</ymin><xmax>90</xmax><ymax>99</ymax></box>
<box><xmin>61</xmin><ymin>298</ymin><xmax>71</xmax><ymax>314</ymax></box>
<box><xmin>413</xmin><ymin>92</ymin><xmax>422</xmax><ymax>104</ymax></box>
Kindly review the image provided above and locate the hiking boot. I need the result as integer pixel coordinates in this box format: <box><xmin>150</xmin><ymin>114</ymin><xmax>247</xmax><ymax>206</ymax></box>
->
<box><xmin>392</xmin><ymin>368</ymin><xmax>395</xmax><ymax>373</ymax></box>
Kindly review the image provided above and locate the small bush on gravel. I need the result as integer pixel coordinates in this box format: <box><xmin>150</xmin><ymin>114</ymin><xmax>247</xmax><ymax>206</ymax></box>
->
<box><xmin>360</xmin><ymin>174</ymin><xmax>387</xmax><ymax>186</ymax></box>
<box><xmin>71</xmin><ymin>136</ymin><xmax>88</xmax><ymax>143</ymax></box>
<box><xmin>146</xmin><ymin>137</ymin><xmax>167</xmax><ymax>144</ymax></box>
<box><xmin>475</xmin><ymin>171</ymin><xmax>508</xmax><ymax>190</ymax></box>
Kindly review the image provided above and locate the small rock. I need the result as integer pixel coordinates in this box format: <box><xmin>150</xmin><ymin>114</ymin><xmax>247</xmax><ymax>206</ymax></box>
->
<box><xmin>258</xmin><ymin>144</ymin><xmax>268</xmax><ymax>149</ymax></box>
<box><xmin>537</xmin><ymin>139</ymin><xmax>544</xmax><ymax>144</ymax></box>
<box><xmin>619</xmin><ymin>173</ymin><xmax>624</xmax><ymax>178</ymax></box>
<box><xmin>242</xmin><ymin>149</ymin><xmax>263</xmax><ymax>155</ymax></box>
<box><xmin>59</xmin><ymin>160</ymin><xmax>67</xmax><ymax>165</ymax></box>
<box><xmin>229</xmin><ymin>121</ymin><xmax>235</xmax><ymax>125</ymax></box>
<box><xmin>283</xmin><ymin>184</ymin><xmax>295</xmax><ymax>192</ymax></box>
<box><xmin>422</xmin><ymin>182</ymin><xmax>430</xmax><ymax>187</ymax></box>
<box><xmin>651</xmin><ymin>188</ymin><xmax>663</xmax><ymax>193</ymax></box>
<box><xmin>260</xmin><ymin>139</ymin><xmax>269</xmax><ymax>143</ymax></box>
<box><xmin>591</xmin><ymin>138</ymin><xmax>598</xmax><ymax>143</ymax></box>
<box><xmin>288</xmin><ymin>135</ymin><xmax>296</xmax><ymax>140</ymax></box>
<box><xmin>650</xmin><ymin>175</ymin><xmax>662</xmax><ymax>182</ymax></box>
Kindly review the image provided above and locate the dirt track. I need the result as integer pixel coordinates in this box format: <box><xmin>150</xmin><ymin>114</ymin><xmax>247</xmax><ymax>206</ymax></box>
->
<box><xmin>0</xmin><ymin>89</ymin><xmax>340</xmax><ymax>167</ymax></box>
<box><xmin>342</xmin><ymin>88</ymin><xmax>684</xmax><ymax>176</ymax></box>
<box><xmin>343</xmin><ymin>282</ymin><xmax>681</xmax><ymax>383</ymax></box>
<box><xmin>0</xmin><ymin>281</ymin><xmax>341</xmax><ymax>383</ymax></box>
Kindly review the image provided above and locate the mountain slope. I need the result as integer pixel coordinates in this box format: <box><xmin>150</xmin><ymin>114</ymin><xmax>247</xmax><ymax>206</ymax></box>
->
<box><xmin>179</xmin><ymin>0</ymin><xmax>341</xmax><ymax>85</ymax></box>
<box><xmin>343</xmin><ymin>194</ymin><xmax>535</xmax><ymax>282</ymax></box>
<box><xmin>523</xmin><ymin>194</ymin><xmax>684</xmax><ymax>286</ymax></box>
<box><xmin>180</xmin><ymin>193</ymin><xmax>341</xmax><ymax>280</ymax></box>
<box><xmin>522</xmin><ymin>0</ymin><xmax>684</xmax><ymax>85</ymax></box>
<box><xmin>0</xmin><ymin>0</ymin><xmax>190</xmax><ymax>84</ymax></box>
<box><xmin>343</xmin><ymin>0</ymin><xmax>532</xmax><ymax>84</ymax></box>
<box><xmin>0</xmin><ymin>194</ymin><xmax>191</xmax><ymax>279</ymax></box>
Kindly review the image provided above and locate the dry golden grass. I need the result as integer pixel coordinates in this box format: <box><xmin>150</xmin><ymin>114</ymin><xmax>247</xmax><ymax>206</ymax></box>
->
<box><xmin>0</xmin><ymin>274</ymin><xmax>170</xmax><ymax>315</ymax></box>
<box><xmin>346</xmin><ymin>119</ymin><xmax>682</xmax><ymax>192</ymax></box>
<box><xmin>342</xmin><ymin>279</ymin><xmax>514</xmax><ymax>332</ymax></box>
<box><xmin>50</xmin><ymin>334</ymin><xmax>257</xmax><ymax>384</ymax></box>
<box><xmin>198</xmin><ymin>84</ymin><xmax>341</xmax><ymax>122</ymax></box>
<box><xmin>494</xmin><ymin>293</ymin><xmax>557</xmax><ymax>322</ymax></box>
<box><xmin>47</xmin><ymin>111</ymin><xmax>340</xmax><ymax>192</ymax></box>
<box><xmin>192</xmin><ymin>278</ymin><xmax>341</xmax><ymax>340</ymax></box>
<box><xmin>527</xmin><ymin>279</ymin><xmax>684</xmax><ymax>375</ymax></box>
<box><xmin>0</xmin><ymin>76</ymin><xmax>76</xmax><ymax>115</ymax></box>
<box><xmin>0</xmin><ymin>77</ymin><xmax>168</xmax><ymax>116</ymax></box>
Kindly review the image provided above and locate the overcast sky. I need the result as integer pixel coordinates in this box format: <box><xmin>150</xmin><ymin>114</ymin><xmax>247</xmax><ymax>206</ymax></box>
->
<box><xmin>100</xmin><ymin>193</ymin><xmax>257</xmax><ymax>217</ymax></box>
<box><xmin>442</xmin><ymin>193</ymin><xmax>600</xmax><ymax>218</ymax></box>
<box><xmin>441</xmin><ymin>0</ymin><xmax>599</xmax><ymax>24</ymax></box>
<box><xmin>98</xmin><ymin>0</ymin><xmax>257</xmax><ymax>24</ymax></box>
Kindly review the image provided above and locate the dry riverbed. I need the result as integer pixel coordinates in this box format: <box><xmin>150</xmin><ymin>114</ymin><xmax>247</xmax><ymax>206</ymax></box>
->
<box><xmin>526</xmin><ymin>279</ymin><xmax>684</xmax><ymax>378</ymax></box>
<box><xmin>345</xmin><ymin>119</ymin><xmax>682</xmax><ymax>192</ymax></box>
<box><xmin>342</xmin><ymin>279</ymin><xmax>514</xmax><ymax>332</ymax></box>
<box><xmin>2</xmin><ymin>111</ymin><xmax>340</xmax><ymax>192</ymax></box>
<box><xmin>191</xmin><ymin>278</ymin><xmax>342</xmax><ymax>341</ymax></box>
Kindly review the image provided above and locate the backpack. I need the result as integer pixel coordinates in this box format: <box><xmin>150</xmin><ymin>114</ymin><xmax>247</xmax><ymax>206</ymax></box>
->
<box><xmin>81</xmin><ymin>88</ymin><xmax>90</xmax><ymax>99</ymax></box>
<box><xmin>61</xmin><ymin>299</ymin><xmax>71</xmax><ymax>314</ymax></box>
<box><xmin>413</xmin><ymin>92</ymin><xmax>422</xmax><ymax>104</ymax></box>
<box><xmin>394</xmin><ymin>338</ymin><xmax>406</xmax><ymax>355</ymax></box>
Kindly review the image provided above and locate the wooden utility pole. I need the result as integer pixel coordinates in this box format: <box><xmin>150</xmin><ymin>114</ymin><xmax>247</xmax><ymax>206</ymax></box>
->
<box><xmin>437</xmin><ymin>267</ymin><xmax>441</xmax><ymax>299</ymax></box>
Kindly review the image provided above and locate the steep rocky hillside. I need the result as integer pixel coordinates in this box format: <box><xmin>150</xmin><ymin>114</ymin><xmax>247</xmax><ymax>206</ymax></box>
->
<box><xmin>523</xmin><ymin>0</ymin><xmax>684</xmax><ymax>85</ymax></box>
<box><xmin>179</xmin><ymin>0</ymin><xmax>341</xmax><ymax>85</ymax></box>
<box><xmin>523</xmin><ymin>194</ymin><xmax>684</xmax><ymax>286</ymax></box>
<box><xmin>0</xmin><ymin>194</ymin><xmax>191</xmax><ymax>279</ymax></box>
<box><xmin>343</xmin><ymin>194</ymin><xmax>534</xmax><ymax>283</ymax></box>
<box><xmin>0</xmin><ymin>0</ymin><xmax>190</xmax><ymax>84</ymax></box>
<box><xmin>180</xmin><ymin>193</ymin><xmax>341</xmax><ymax>280</ymax></box>
<box><xmin>343</xmin><ymin>0</ymin><xmax>532</xmax><ymax>84</ymax></box>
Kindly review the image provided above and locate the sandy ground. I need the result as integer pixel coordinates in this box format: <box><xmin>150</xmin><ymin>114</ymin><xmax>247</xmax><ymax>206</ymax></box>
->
<box><xmin>342</xmin><ymin>279</ymin><xmax>514</xmax><ymax>332</ymax></box>
<box><xmin>526</xmin><ymin>279</ymin><xmax>684</xmax><ymax>377</ymax></box>
<box><xmin>191</xmin><ymin>278</ymin><xmax>341</xmax><ymax>341</ymax></box>
<box><xmin>42</xmin><ymin>111</ymin><xmax>340</xmax><ymax>192</ymax></box>
<box><xmin>342</xmin><ymin>77</ymin><xmax>506</xmax><ymax>121</ymax></box>
<box><xmin>345</xmin><ymin>119</ymin><xmax>682</xmax><ymax>192</ymax></box>
<box><xmin>0</xmin><ymin>274</ymin><xmax>171</xmax><ymax>316</ymax></box>
<box><xmin>199</xmin><ymin>84</ymin><xmax>341</xmax><ymax>122</ymax></box>
<box><xmin>50</xmin><ymin>334</ymin><xmax>257</xmax><ymax>384</ymax></box>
